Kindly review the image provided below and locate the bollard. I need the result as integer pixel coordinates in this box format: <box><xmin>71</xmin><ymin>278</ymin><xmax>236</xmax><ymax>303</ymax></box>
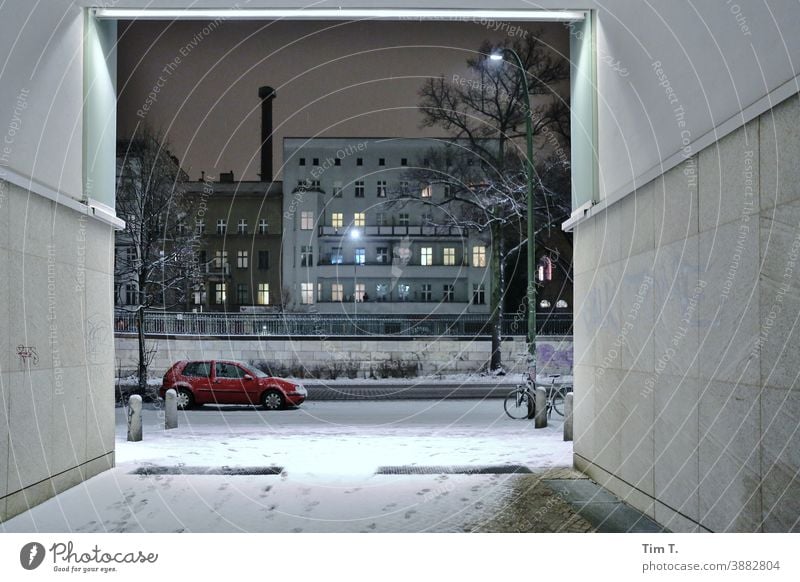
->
<box><xmin>564</xmin><ymin>392</ymin><xmax>574</xmax><ymax>441</ymax></box>
<box><xmin>534</xmin><ymin>387</ymin><xmax>548</xmax><ymax>428</ymax></box>
<box><xmin>127</xmin><ymin>394</ymin><xmax>142</xmax><ymax>442</ymax></box>
<box><xmin>165</xmin><ymin>388</ymin><xmax>178</xmax><ymax>430</ymax></box>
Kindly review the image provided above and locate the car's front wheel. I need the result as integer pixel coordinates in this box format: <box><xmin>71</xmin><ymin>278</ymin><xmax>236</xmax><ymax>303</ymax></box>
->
<box><xmin>261</xmin><ymin>389</ymin><xmax>285</xmax><ymax>411</ymax></box>
<box><xmin>176</xmin><ymin>388</ymin><xmax>195</xmax><ymax>410</ymax></box>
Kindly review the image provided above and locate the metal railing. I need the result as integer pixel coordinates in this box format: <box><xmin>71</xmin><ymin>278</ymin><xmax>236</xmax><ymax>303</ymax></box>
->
<box><xmin>114</xmin><ymin>311</ymin><xmax>572</xmax><ymax>337</ymax></box>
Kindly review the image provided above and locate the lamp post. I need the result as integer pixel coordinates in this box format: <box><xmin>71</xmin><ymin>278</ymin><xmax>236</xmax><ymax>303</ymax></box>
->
<box><xmin>490</xmin><ymin>48</ymin><xmax>537</xmax><ymax>376</ymax></box>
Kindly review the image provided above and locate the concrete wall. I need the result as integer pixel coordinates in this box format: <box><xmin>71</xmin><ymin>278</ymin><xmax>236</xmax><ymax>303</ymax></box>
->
<box><xmin>0</xmin><ymin>180</ymin><xmax>116</xmax><ymax>522</ymax></box>
<box><xmin>115</xmin><ymin>335</ymin><xmax>573</xmax><ymax>378</ymax></box>
<box><xmin>572</xmin><ymin>93</ymin><xmax>800</xmax><ymax>532</ymax></box>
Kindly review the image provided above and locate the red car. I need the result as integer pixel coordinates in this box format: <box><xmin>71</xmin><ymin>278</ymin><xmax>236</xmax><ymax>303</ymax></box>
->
<box><xmin>159</xmin><ymin>360</ymin><xmax>307</xmax><ymax>410</ymax></box>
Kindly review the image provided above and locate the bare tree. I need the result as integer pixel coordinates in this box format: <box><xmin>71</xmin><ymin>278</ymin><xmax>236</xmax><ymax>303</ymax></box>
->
<box><xmin>400</xmin><ymin>33</ymin><xmax>571</xmax><ymax>370</ymax></box>
<box><xmin>115</xmin><ymin>127</ymin><xmax>200</xmax><ymax>394</ymax></box>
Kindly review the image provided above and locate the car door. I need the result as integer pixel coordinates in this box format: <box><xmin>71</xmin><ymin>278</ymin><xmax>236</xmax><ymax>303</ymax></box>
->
<box><xmin>212</xmin><ymin>361</ymin><xmax>250</xmax><ymax>404</ymax></box>
<box><xmin>182</xmin><ymin>361</ymin><xmax>213</xmax><ymax>403</ymax></box>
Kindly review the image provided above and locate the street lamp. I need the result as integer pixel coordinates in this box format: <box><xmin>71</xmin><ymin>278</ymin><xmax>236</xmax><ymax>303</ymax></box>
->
<box><xmin>490</xmin><ymin>48</ymin><xmax>537</xmax><ymax>377</ymax></box>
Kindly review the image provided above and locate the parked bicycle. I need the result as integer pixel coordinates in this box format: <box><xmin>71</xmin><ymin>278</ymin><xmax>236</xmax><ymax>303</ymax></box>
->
<box><xmin>504</xmin><ymin>372</ymin><xmax>572</xmax><ymax>420</ymax></box>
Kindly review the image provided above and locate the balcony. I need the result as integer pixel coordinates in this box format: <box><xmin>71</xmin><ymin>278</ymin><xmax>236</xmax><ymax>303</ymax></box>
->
<box><xmin>318</xmin><ymin>224</ymin><xmax>466</xmax><ymax>238</ymax></box>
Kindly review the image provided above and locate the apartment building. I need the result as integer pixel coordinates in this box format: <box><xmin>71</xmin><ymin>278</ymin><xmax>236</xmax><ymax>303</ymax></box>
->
<box><xmin>281</xmin><ymin>137</ymin><xmax>492</xmax><ymax>314</ymax></box>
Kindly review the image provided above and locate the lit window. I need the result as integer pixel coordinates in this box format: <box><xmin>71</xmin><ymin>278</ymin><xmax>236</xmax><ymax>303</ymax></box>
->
<box><xmin>377</xmin><ymin>180</ymin><xmax>387</xmax><ymax>197</ymax></box>
<box><xmin>472</xmin><ymin>284</ymin><xmax>485</xmax><ymax>305</ymax></box>
<box><xmin>355</xmin><ymin>248</ymin><xmax>366</xmax><ymax>265</ymax></box>
<box><xmin>237</xmin><ymin>219</ymin><xmax>247</xmax><ymax>235</ymax></box>
<box><xmin>237</xmin><ymin>250</ymin><xmax>248</xmax><ymax>269</ymax></box>
<box><xmin>216</xmin><ymin>219</ymin><xmax>227</xmax><ymax>235</ymax></box>
<box><xmin>258</xmin><ymin>219</ymin><xmax>268</xmax><ymax>234</ymax></box>
<box><xmin>332</xmin><ymin>213</ymin><xmax>343</xmax><ymax>229</ymax></box>
<box><xmin>215</xmin><ymin>283</ymin><xmax>227</xmax><ymax>304</ymax></box>
<box><xmin>421</xmin><ymin>184</ymin><xmax>432</xmax><ymax>198</ymax></box>
<box><xmin>330</xmin><ymin>247</ymin><xmax>343</xmax><ymax>264</ymax></box>
<box><xmin>300</xmin><ymin>211</ymin><xmax>314</xmax><ymax>230</ymax></box>
<box><xmin>443</xmin><ymin>247</ymin><xmax>455</xmax><ymax>266</ymax></box>
<box><xmin>539</xmin><ymin>299</ymin><xmax>552</xmax><ymax>309</ymax></box>
<box><xmin>398</xmin><ymin>284</ymin><xmax>410</xmax><ymax>301</ymax></box>
<box><xmin>376</xmin><ymin>284</ymin><xmax>388</xmax><ymax>299</ymax></box>
<box><xmin>355</xmin><ymin>181</ymin><xmax>365</xmax><ymax>198</ymax></box>
<box><xmin>421</xmin><ymin>284</ymin><xmax>432</xmax><ymax>302</ymax></box>
<box><xmin>214</xmin><ymin>250</ymin><xmax>228</xmax><ymax>269</ymax></box>
<box><xmin>472</xmin><ymin>245</ymin><xmax>487</xmax><ymax>267</ymax></box>
<box><xmin>258</xmin><ymin>283</ymin><xmax>270</xmax><ymax>305</ymax></box>
<box><xmin>420</xmin><ymin>247</ymin><xmax>433</xmax><ymax>266</ymax></box>
<box><xmin>443</xmin><ymin>284</ymin><xmax>454</xmax><ymax>302</ymax></box>
<box><xmin>301</xmin><ymin>282</ymin><xmax>314</xmax><ymax>305</ymax></box>
<box><xmin>236</xmin><ymin>283</ymin><xmax>248</xmax><ymax>304</ymax></box>
<box><xmin>355</xmin><ymin>283</ymin><xmax>366</xmax><ymax>302</ymax></box>
<box><xmin>301</xmin><ymin>246</ymin><xmax>314</xmax><ymax>267</ymax></box>
<box><xmin>332</xmin><ymin>283</ymin><xmax>343</xmax><ymax>302</ymax></box>
<box><xmin>354</xmin><ymin>212</ymin><xmax>365</xmax><ymax>227</ymax></box>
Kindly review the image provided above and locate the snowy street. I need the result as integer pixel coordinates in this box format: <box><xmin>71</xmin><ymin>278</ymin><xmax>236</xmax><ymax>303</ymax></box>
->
<box><xmin>2</xmin><ymin>400</ymin><xmax>577</xmax><ymax>533</ymax></box>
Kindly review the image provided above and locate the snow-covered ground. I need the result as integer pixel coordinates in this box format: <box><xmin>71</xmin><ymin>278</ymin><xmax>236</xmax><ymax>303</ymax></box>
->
<box><xmin>2</xmin><ymin>400</ymin><xmax>572</xmax><ymax>533</ymax></box>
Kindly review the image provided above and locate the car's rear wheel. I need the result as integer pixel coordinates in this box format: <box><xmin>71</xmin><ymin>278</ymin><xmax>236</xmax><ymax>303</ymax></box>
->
<box><xmin>261</xmin><ymin>389</ymin><xmax>284</xmax><ymax>411</ymax></box>
<box><xmin>176</xmin><ymin>388</ymin><xmax>195</xmax><ymax>410</ymax></box>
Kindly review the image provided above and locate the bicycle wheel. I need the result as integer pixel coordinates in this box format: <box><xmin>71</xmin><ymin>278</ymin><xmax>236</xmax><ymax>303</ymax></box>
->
<box><xmin>504</xmin><ymin>389</ymin><xmax>534</xmax><ymax>420</ymax></box>
<box><xmin>551</xmin><ymin>390</ymin><xmax>565</xmax><ymax>417</ymax></box>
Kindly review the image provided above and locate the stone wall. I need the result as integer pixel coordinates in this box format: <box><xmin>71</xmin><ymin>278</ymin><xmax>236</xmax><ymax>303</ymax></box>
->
<box><xmin>1</xmin><ymin>180</ymin><xmax>116</xmax><ymax>522</ymax></box>
<box><xmin>572</xmin><ymin>94</ymin><xmax>800</xmax><ymax>532</ymax></box>
<box><xmin>114</xmin><ymin>335</ymin><xmax>574</xmax><ymax>378</ymax></box>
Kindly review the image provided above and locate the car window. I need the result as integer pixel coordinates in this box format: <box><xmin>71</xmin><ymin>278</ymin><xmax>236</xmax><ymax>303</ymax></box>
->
<box><xmin>183</xmin><ymin>362</ymin><xmax>211</xmax><ymax>377</ymax></box>
<box><xmin>215</xmin><ymin>362</ymin><xmax>247</xmax><ymax>379</ymax></box>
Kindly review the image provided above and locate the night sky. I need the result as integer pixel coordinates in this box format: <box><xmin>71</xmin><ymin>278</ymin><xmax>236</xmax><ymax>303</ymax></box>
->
<box><xmin>117</xmin><ymin>19</ymin><xmax>567</xmax><ymax>181</ymax></box>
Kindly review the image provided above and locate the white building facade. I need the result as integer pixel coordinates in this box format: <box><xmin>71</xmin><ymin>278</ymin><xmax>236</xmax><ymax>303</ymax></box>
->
<box><xmin>281</xmin><ymin>137</ymin><xmax>493</xmax><ymax>315</ymax></box>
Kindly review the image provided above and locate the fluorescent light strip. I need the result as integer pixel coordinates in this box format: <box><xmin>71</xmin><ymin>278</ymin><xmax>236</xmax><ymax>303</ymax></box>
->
<box><xmin>92</xmin><ymin>8</ymin><xmax>586</xmax><ymax>22</ymax></box>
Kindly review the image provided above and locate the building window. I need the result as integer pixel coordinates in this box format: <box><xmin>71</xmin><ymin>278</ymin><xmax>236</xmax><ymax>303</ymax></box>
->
<box><xmin>472</xmin><ymin>245</ymin><xmax>487</xmax><ymax>267</ymax></box>
<box><xmin>398</xmin><ymin>283</ymin><xmax>410</xmax><ymax>301</ymax></box>
<box><xmin>444</xmin><ymin>184</ymin><xmax>452</xmax><ymax>198</ymax></box>
<box><xmin>378</xmin><ymin>158</ymin><xmax>386</xmax><ymax>166</ymax></box>
<box><xmin>123</xmin><ymin>283</ymin><xmax>137</xmax><ymax>305</ymax></box>
<box><xmin>376</xmin><ymin>212</ymin><xmax>386</xmax><ymax>226</ymax></box>
<box><xmin>356</xmin><ymin>157</ymin><xmax>363</xmax><ymax>166</ymax></box>
<box><xmin>237</xmin><ymin>219</ymin><xmax>247</xmax><ymax>235</ymax></box>
<box><xmin>334</xmin><ymin>158</ymin><xmax>341</xmax><ymax>166</ymax></box>
<box><xmin>300</xmin><ymin>211</ymin><xmax>314</xmax><ymax>230</ymax></box>
<box><xmin>216</xmin><ymin>219</ymin><xmax>227</xmax><ymax>235</ymax></box>
<box><xmin>443</xmin><ymin>247</ymin><xmax>455</xmax><ymax>266</ymax></box>
<box><xmin>215</xmin><ymin>283</ymin><xmax>227</xmax><ymax>304</ymax></box>
<box><xmin>258</xmin><ymin>219</ymin><xmax>268</xmax><ymax>234</ymax></box>
<box><xmin>354</xmin><ymin>212</ymin><xmax>365</xmax><ymax>227</ymax></box>
<box><xmin>377</xmin><ymin>180</ymin><xmax>387</xmax><ymax>197</ymax></box>
<box><xmin>236</xmin><ymin>283</ymin><xmax>248</xmax><ymax>304</ymax></box>
<box><xmin>354</xmin><ymin>283</ymin><xmax>365</xmax><ymax>302</ymax></box>
<box><xmin>400</xmin><ymin>180</ymin><xmax>409</xmax><ymax>192</ymax></box>
<box><xmin>420</xmin><ymin>247</ymin><xmax>433</xmax><ymax>266</ymax></box>
<box><xmin>258</xmin><ymin>283</ymin><xmax>270</xmax><ymax>305</ymax></box>
<box><xmin>539</xmin><ymin>299</ymin><xmax>552</xmax><ymax>309</ymax></box>
<box><xmin>301</xmin><ymin>246</ymin><xmax>314</xmax><ymax>267</ymax></box>
<box><xmin>421</xmin><ymin>184</ymin><xmax>432</xmax><ymax>198</ymax></box>
<box><xmin>398</xmin><ymin>213</ymin><xmax>409</xmax><ymax>227</ymax></box>
<box><xmin>330</xmin><ymin>247</ymin><xmax>343</xmax><ymax>264</ymax></box>
<box><xmin>355</xmin><ymin>180</ymin><xmax>365</xmax><ymax>197</ymax></box>
<box><xmin>556</xmin><ymin>299</ymin><xmax>569</xmax><ymax>309</ymax></box>
<box><xmin>197</xmin><ymin>250</ymin><xmax>207</xmax><ymax>270</ymax></box>
<box><xmin>401</xmin><ymin>158</ymin><xmax>408</xmax><ymax>166</ymax></box>
<box><xmin>299</xmin><ymin>157</ymin><xmax>306</xmax><ymax>166</ymax></box>
<box><xmin>237</xmin><ymin>250</ymin><xmax>248</xmax><ymax>269</ymax></box>
<box><xmin>421</xmin><ymin>284</ymin><xmax>432</xmax><ymax>302</ymax></box>
<box><xmin>332</xmin><ymin>283</ymin><xmax>344</xmax><ymax>302</ymax></box>
<box><xmin>443</xmin><ymin>284</ymin><xmax>454</xmax><ymax>302</ymax></box>
<box><xmin>258</xmin><ymin>250</ymin><xmax>269</xmax><ymax>270</ymax></box>
<box><xmin>195</xmin><ymin>220</ymin><xmax>205</xmax><ymax>235</ymax></box>
<box><xmin>376</xmin><ymin>247</ymin><xmax>388</xmax><ymax>263</ymax></box>
<box><xmin>300</xmin><ymin>282</ymin><xmax>314</xmax><ymax>305</ymax></box>
<box><xmin>332</xmin><ymin>213</ymin><xmax>343</xmax><ymax>229</ymax></box>
<box><xmin>313</xmin><ymin>157</ymin><xmax>319</xmax><ymax>166</ymax></box>
<box><xmin>333</xmin><ymin>181</ymin><xmax>342</xmax><ymax>197</ymax></box>
<box><xmin>472</xmin><ymin>284</ymin><xmax>485</xmax><ymax>305</ymax></box>
<box><xmin>355</xmin><ymin>248</ymin><xmax>366</xmax><ymax>265</ymax></box>
<box><xmin>376</xmin><ymin>284</ymin><xmax>388</xmax><ymax>300</ymax></box>
<box><xmin>176</xmin><ymin>220</ymin><xmax>186</xmax><ymax>235</ymax></box>
<box><xmin>421</xmin><ymin>212</ymin><xmax>432</xmax><ymax>225</ymax></box>
<box><xmin>214</xmin><ymin>250</ymin><xmax>227</xmax><ymax>269</ymax></box>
